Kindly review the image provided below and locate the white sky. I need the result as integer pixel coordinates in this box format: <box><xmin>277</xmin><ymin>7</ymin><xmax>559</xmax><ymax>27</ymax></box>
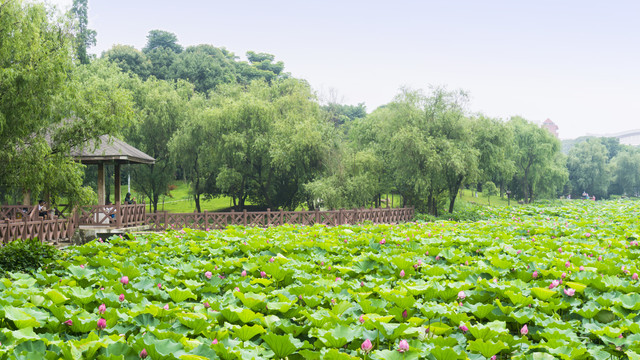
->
<box><xmin>46</xmin><ymin>0</ymin><xmax>640</xmax><ymax>139</ymax></box>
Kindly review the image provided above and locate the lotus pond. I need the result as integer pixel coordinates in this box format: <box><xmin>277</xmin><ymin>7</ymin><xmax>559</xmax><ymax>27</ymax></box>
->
<box><xmin>1</xmin><ymin>200</ymin><xmax>640</xmax><ymax>359</ymax></box>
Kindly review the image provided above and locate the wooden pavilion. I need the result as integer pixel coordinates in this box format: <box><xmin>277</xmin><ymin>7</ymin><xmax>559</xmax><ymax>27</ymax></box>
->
<box><xmin>71</xmin><ymin>135</ymin><xmax>154</xmax><ymax>205</ymax></box>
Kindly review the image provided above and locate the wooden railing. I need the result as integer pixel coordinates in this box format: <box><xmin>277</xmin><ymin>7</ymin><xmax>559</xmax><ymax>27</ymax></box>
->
<box><xmin>145</xmin><ymin>207</ymin><xmax>414</xmax><ymax>231</ymax></box>
<box><xmin>0</xmin><ymin>216</ymin><xmax>75</xmax><ymax>244</ymax></box>
<box><xmin>0</xmin><ymin>205</ymin><xmax>38</xmax><ymax>221</ymax></box>
<box><xmin>75</xmin><ymin>204</ymin><xmax>146</xmax><ymax>228</ymax></box>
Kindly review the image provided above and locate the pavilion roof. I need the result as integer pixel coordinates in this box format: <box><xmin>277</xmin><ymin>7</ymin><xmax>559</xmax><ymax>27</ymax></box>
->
<box><xmin>70</xmin><ymin>135</ymin><xmax>155</xmax><ymax>165</ymax></box>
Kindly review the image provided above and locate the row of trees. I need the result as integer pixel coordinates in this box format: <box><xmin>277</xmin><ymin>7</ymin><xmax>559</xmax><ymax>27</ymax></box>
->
<box><xmin>2</xmin><ymin>0</ymin><xmax>638</xmax><ymax>216</ymax></box>
<box><xmin>567</xmin><ymin>138</ymin><xmax>640</xmax><ymax>199</ymax></box>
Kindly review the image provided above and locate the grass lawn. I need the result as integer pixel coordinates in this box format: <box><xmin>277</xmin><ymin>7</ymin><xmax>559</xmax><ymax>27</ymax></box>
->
<box><xmin>457</xmin><ymin>188</ymin><xmax>515</xmax><ymax>207</ymax></box>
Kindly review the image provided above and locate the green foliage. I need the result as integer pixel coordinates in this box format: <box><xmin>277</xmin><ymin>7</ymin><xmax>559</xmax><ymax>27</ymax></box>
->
<box><xmin>0</xmin><ymin>239</ymin><xmax>59</xmax><ymax>274</ymax></box>
<box><xmin>508</xmin><ymin>117</ymin><xmax>568</xmax><ymax>203</ymax></box>
<box><xmin>70</xmin><ymin>0</ymin><xmax>97</xmax><ymax>64</ymax></box>
<box><xmin>567</xmin><ymin>138</ymin><xmax>610</xmax><ymax>199</ymax></box>
<box><xmin>610</xmin><ymin>149</ymin><xmax>640</xmax><ymax>196</ymax></box>
<box><xmin>102</xmin><ymin>44</ymin><xmax>152</xmax><ymax>79</ymax></box>
<box><xmin>1</xmin><ymin>201</ymin><xmax>637</xmax><ymax>357</ymax></box>
<box><xmin>483</xmin><ymin>181</ymin><xmax>498</xmax><ymax>205</ymax></box>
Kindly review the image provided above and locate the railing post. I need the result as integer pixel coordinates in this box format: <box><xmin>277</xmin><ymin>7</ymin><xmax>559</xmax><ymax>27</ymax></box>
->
<box><xmin>338</xmin><ymin>209</ymin><xmax>344</xmax><ymax>225</ymax></box>
<box><xmin>315</xmin><ymin>208</ymin><xmax>320</xmax><ymax>224</ymax></box>
<box><xmin>39</xmin><ymin>218</ymin><xmax>44</xmax><ymax>242</ymax></box>
<box><xmin>204</xmin><ymin>211</ymin><xmax>208</xmax><ymax>230</ymax></box>
<box><xmin>266</xmin><ymin>208</ymin><xmax>271</xmax><ymax>227</ymax></box>
<box><xmin>279</xmin><ymin>209</ymin><xmax>284</xmax><ymax>226</ymax></box>
<box><xmin>22</xmin><ymin>216</ymin><xmax>27</xmax><ymax>240</ymax></box>
<box><xmin>163</xmin><ymin>211</ymin><xmax>168</xmax><ymax>231</ymax></box>
<box><xmin>116</xmin><ymin>203</ymin><xmax>122</xmax><ymax>228</ymax></box>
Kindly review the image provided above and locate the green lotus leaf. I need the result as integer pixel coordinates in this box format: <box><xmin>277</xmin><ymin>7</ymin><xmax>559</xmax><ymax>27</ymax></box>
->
<box><xmin>168</xmin><ymin>287</ymin><xmax>197</xmax><ymax>302</ymax></box>
<box><xmin>620</xmin><ymin>293</ymin><xmax>640</xmax><ymax>310</ymax></box>
<box><xmin>565</xmin><ymin>281</ymin><xmax>587</xmax><ymax>293</ymax></box>
<box><xmin>233</xmin><ymin>324</ymin><xmax>266</xmax><ymax>342</ymax></box>
<box><xmin>236</xmin><ymin>292</ymin><xmax>267</xmax><ymax>310</ymax></box>
<box><xmin>4</xmin><ymin>306</ymin><xmax>40</xmax><ymax>329</ymax></box>
<box><xmin>175</xmin><ymin>312</ymin><xmax>209</xmax><ymax>334</ymax></box>
<box><xmin>467</xmin><ymin>339</ymin><xmax>509</xmax><ymax>357</ymax></box>
<box><xmin>68</xmin><ymin>286</ymin><xmax>95</xmax><ymax>305</ymax></box>
<box><xmin>371</xmin><ymin>349</ymin><xmax>421</xmax><ymax>360</ymax></box>
<box><xmin>430</xmin><ymin>345</ymin><xmax>466</xmax><ymax>360</ymax></box>
<box><xmin>261</xmin><ymin>333</ymin><xmax>302</xmax><ymax>359</ymax></box>
<box><xmin>531</xmin><ymin>287</ymin><xmax>557</xmax><ymax>301</ymax></box>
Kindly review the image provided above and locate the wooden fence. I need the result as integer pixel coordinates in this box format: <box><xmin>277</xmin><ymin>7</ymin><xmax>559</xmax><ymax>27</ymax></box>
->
<box><xmin>0</xmin><ymin>205</ymin><xmax>413</xmax><ymax>244</ymax></box>
<box><xmin>145</xmin><ymin>207</ymin><xmax>414</xmax><ymax>231</ymax></box>
<box><xmin>75</xmin><ymin>204</ymin><xmax>146</xmax><ymax>228</ymax></box>
<box><xmin>0</xmin><ymin>216</ymin><xmax>75</xmax><ymax>244</ymax></box>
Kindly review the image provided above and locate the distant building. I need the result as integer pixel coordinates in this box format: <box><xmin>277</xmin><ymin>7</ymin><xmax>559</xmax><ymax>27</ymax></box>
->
<box><xmin>542</xmin><ymin>118</ymin><xmax>559</xmax><ymax>138</ymax></box>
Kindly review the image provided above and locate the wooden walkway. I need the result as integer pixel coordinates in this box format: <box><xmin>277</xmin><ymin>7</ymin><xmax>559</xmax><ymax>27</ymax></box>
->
<box><xmin>1</xmin><ymin>206</ymin><xmax>414</xmax><ymax>244</ymax></box>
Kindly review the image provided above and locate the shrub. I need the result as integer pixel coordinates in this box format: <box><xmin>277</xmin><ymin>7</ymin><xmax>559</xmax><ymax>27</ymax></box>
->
<box><xmin>0</xmin><ymin>238</ymin><xmax>59</xmax><ymax>274</ymax></box>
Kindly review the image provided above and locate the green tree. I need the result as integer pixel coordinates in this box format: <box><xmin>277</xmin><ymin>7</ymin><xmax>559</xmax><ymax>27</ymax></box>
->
<box><xmin>70</xmin><ymin>0</ymin><xmax>97</xmax><ymax>64</ymax></box>
<box><xmin>472</xmin><ymin>115</ymin><xmax>515</xmax><ymax>196</ymax></box>
<box><xmin>168</xmin><ymin>94</ymin><xmax>220</xmax><ymax>212</ymax></box>
<box><xmin>483</xmin><ymin>181</ymin><xmax>498</xmax><ymax>205</ymax></box>
<box><xmin>611</xmin><ymin>149</ymin><xmax>640</xmax><ymax>196</ymax></box>
<box><xmin>207</xmin><ymin>79</ymin><xmax>329</xmax><ymax>210</ymax></box>
<box><xmin>322</xmin><ymin>102</ymin><xmax>367</xmax><ymax>127</ymax></box>
<box><xmin>171</xmin><ymin>44</ymin><xmax>238</xmax><ymax>93</ymax></box>
<box><xmin>142</xmin><ymin>30</ymin><xmax>183</xmax><ymax>54</ymax></box>
<box><xmin>508</xmin><ymin>117</ymin><xmax>567</xmax><ymax>203</ymax></box>
<box><xmin>567</xmin><ymin>138</ymin><xmax>610</xmax><ymax>199</ymax></box>
<box><xmin>126</xmin><ymin>78</ymin><xmax>192</xmax><ymax>212</ymax></box>
<box><xmin>102</xmin><ymin>44</ymin><xmax>152</xmax><ymax>79</ymax></box>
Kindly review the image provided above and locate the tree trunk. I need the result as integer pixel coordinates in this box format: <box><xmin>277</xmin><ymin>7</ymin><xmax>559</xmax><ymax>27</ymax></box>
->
<box><xmin>522</xmin><ymin>168</ymin><xmax>530</xmax><ymax>204</ymax></box>
<box><xmin>194</xmin><ymin>193</ymin><xmax>201</xmax><ymax>213</ymax></box>
<box><xmin>448</xmin><ymin>176</ymin><xmax>464</xmax><ymax>214</ymax></box>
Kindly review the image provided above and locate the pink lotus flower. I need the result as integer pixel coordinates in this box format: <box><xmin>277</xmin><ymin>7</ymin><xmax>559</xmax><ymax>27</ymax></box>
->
<box><xmin>532</xmin><ymin>271</ymin><xmax>538</xmax><ymax>278</ymax></box>
<box><xmin>598</xmin><ymin>255</ymin><xmax>602</xmax><ymax>261</ymax></box>
<box><xmin>491</xmin><ymin>356</ymin><xmax>497</xmax><ymax>360</ymax></box>
<box><xmin>204</xmin><ymin>302</ymin><xmax>210</xmax><ymax>308</ymax></box>
<box><xmin>633</xmin><ymin>273</ymin><xmax>639</xmax><ymax>280</ymax></box>
<box><xmin>212</xmin><ymin>339</ymin><xmax>218</xmax><ymax>345</ymax></box>
<box><xmin>418</xmin><ymin>259</ymin><xmax>422</xmax><ymax>266</ymax></box>
<box><xmin>399</xmin><ymin>270</ymin><xmax>405</xmax><ymax>278</ymax></box>
<box><xmin>380</xmin><ymin>239</ymin><xmax>386</xmax><ymax>244</ymax></box>
<box><xmin>241</xmin><ymin>270</ymin><xmax>247</xmax><ymax>277</ymax></box>
<box><xmin>140</xmin><ymin>349</ymin><xmax>148</xmax><ymax>359</ymax></box>
<box><xmin>435</xmin><ymin>256</ymin><xmax>440</xmax><ymax>261</ymax></box>
<box><xmin>360</xmin><ymin>281</ymin><xmax>365</xmax><ymax>287</ymax></box>
<box><xmin>64</xmin><ymin>319</ymin><xmax>73</xmax><ymax>326</ymax></box>
<box><xmin>517</xmin><ymin>250</ymin><xmax>521</xmax><ymax>254</ymax></box>
<box><xmin>98</xmin><ymin>303</ymin><xmax>106</xmax><ymax>314</ymax></box>
<box><xmin>157</xmin><ymin>283</ymin><xmax>162</xmax><ymax>289</ymax></box>
<box><xmin>119</xmin><ymin>294</ymin><xmax>125</xmax><ymax>302</ymax></box>
<box><xmin>585</xmin><ymin>232</ymin><xmax>591</xmax><ymax>238</ymax></box>
<box><xmin>426</xmin><ymin>251</ymin><xmax>429</xmax><ymax>255</ymax></box>
<box><xmin>97</xmin><ymin>318</ymin><xmax>107</xmax><ymax>330</ymax></box>
<box><xmin>579</xmin><ymin>266</ymin><xmax>585</xmax><ymax>271</ymax></box>
<box><xmin>269</xmin><ymin>257</ymin><xmax>275</xmax><ymax>262</ymax></box>
<box><xmin>120</xmin><ymin>276</ymin><xmax>129</xmax><ymax>285</ymax></box>
<box><xmin>335</xmin><ymin>277</ymin><xmax>342</xmax><ymax>282</ymax></box>
<box><xmin>359</xmin><ymin>315</ymin><xmax>365</xmax><ymax>323</ymax></box>
<box><xmin>260</xmin><ymin>271</ymin><xmax>267</xmax><ymax>278</ymax></box>
<box><xmin>549</xmin><ymin>280</ymin><xmax>560</xmax><ymax>289</ymax></box>
<box><xmin>558</xmin><ymin>247</ymin><xmax>562</xmax><ymax>253</ymax></box>
<box><xmin>163</xmin><ymin>304</ymin><xmax>169</xmax><ymax>310</ymax></box>
<box><xmin>398</xmin><ymin>339</ymin><xmax>409</xmax><ymax>352</ymax></box>
<box><xmin>320</xmin><ymin>261</ymin><xmax>324</xmax><ymax>266</ymax></box>
<box><xmin>80</xmin><ymin>264</ymin><xmax>85</xmax><ymax>269</ymax></box>
<box><xmin>521</xmin><ymin>324</ymin><xmax>528</xmax><ymax>335</ymax></box>
<box><xmin>564</xmin><ymin>288</ymin><xmax>575</xmax><ymax>297</ymax></box>
<box><xmin>465</xmin><ymin>260</ymin><xmax>469</xmax><ymax>266</ymax></box>
<box><xmin>361</xmin><ymin>339</ymin><xmax>373</xmax><ymax>353</ymax></box>
<box><xmin>458</xmin><ymin>291</ymin><xmax>466</xmax><ymax>300</ymax></box>
<box><xmin>459</xmin><ymin>323</ymin><xmax>468</xmax><ymax>332</ymax></box>
<box><xmin>205</xmin><ymin>271</ymin><xmax>212</xmax><ymax>279</ymax></box>
<box><xmin>561</xmin><ymin>272</ymin><xmax>567</xmax><ymax>278</ymax></box>
<box><xmin>565</xmin><ymin>261</ymin><xmax>571</xmax><ymax>268</ymax></box>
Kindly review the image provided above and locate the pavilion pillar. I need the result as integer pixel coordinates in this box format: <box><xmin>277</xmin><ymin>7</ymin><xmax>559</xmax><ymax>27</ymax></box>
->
<box><xmin>22</xmin><ymin>190</ymin><xmax>31</xmax><ymax>206</ymax></box>
<box><xmin>97</xmin><ymin>163</ymin><xmax>105</xmax><ymax>205</ymax></box>
<box><xmin>114</xmin><ymin>163</ymin><xmax>121</xmax><ymax>204</ymax></box>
